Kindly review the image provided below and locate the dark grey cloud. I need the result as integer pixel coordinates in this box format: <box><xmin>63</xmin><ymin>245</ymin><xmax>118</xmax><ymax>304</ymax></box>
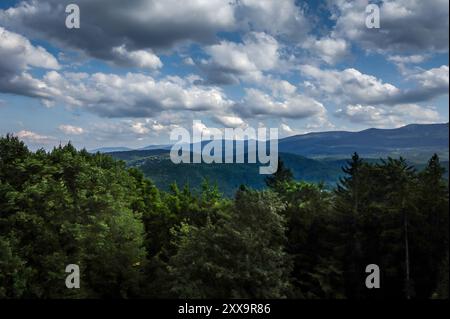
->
<box><xmin>198</xmin><ymin>64</ymin><xmax>241</xmax><ymax>85</ymax></box>
<box><xmin>331</xmin><ymin>0</ymin><xmax>449</xmax><ymax>53</ymax></box>
<box><xmin>0</xmin><ymin>0</ymin><xmax>236</xmax><ymax>66</ymax></box>
<box><xmin>0</xmin><ymin>0</ymin><xmax>312</xmax><ymax>69</ymax></box>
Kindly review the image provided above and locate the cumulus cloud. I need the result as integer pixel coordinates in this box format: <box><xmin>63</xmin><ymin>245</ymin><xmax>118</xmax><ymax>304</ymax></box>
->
<box><xmin>213</xmin><ymin>115</ymin><xmax>246</xmax><ymax>128</ymax></box>
<box><xmin>331</xmin><ymin>0</ymin><xmax>449</xmax><ymax>53</ymax></box>
<box><xmin>301</xmin><ymin>65</ymin><xmax>400</xmax><ymax>105</ymax></box>
<box><xmin>410</xmin><ymin>65</ymin><xmax>449</xmax><ymax>90</ymax></box>
<box><xmin>302</xmin><ymin>36</ymin><xmax>349</xmax><ymax>65</ymax></box>
<box><xmin>0</xmin><ymin>26</ymin><xmax>327</xmax><ymax>128</ymax></box>
<box><xmin>0</xmin><ymin>27</ymin><xmax>59</xmax><ymax>71</ymax></box>
<box><xmin>387</xmin><ymin>54</ymin><xmax>430</xmax><ymax>74</ymax></box>
<box><xmin>235</xmin><ymin>0</ymin><xmax>310</xmax><ymax>41</ymax></box>
<box><xmin>388</xmin><ymin>54</ymin><xmax>428</xmax><ymax>65</ymax></box>
<box><xmin>183</xmin><ymin>57</ymin><xmax>195</xmax><ymax>66</ymax></box>
<box><xmin>279</xmin><ymin>123</ymin><xmax>301</xmax><ymax>137</ymax></box>
<box><xmin>200</xmin><ymin>32</ymin><xmax>281</xmax><ymax>84</ymax></box>
<box><xmin>335</xmin><ymin>103</ymin><xmax>441</xmax><ymax>127</ymax></box>
<box><xmin>0</xmin><ymin>0</ymin><xmax>235</xmax><ymax>66</ymax></box>
<box><xmin>83</xmin><ymin>118</ymin><xmax>182</xmax><ymax>145</ymax></box>
<box><xmin>111</xmin><ymin>45</ymin><xmax>162</xmax><ymax>70</ymax></box>
<box><xmin>395</xmin><ymin>65</ymin><xmax>449</xmax><ymax>104</ymax></box>
<box><xmin>301</xmin><ymin>64</ymin><xmax>449</xmax><ymax>106</ymax></box>
<box><xmin>234</xmin><ymin>88</ymin><xmax>327</xmax><ymax>120</ymax></box>
<box><xmin>40</xmin><ymin>71</ymin><xmax>233</xmax><ymax>118</ymax></box>
<box><xmin>0</xmin><ymin>27</ymin><xmax>59</xmax><ymax>98</ymax></box>
<box><xmin>0</xmin><ymin>0</ymin><xmax>310</xmax><ymax>68</ymax></box>
<box><xmin>58</xmin><ymin>125</ymin><xmax>84</xmax><ymax>135</ymax></box>
<box><xmin>16</xmin><ymin>130</ymin><xmax>56</xmax><ymax>145</ymax></box>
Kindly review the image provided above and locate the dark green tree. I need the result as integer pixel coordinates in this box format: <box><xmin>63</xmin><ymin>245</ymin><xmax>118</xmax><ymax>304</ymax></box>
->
<box><xmin>168</xmin><ymin>189</ymin><xmax>291</xmax><ymax>298</ymax></box>
<box><xmin>265</xmin><ymin>157</ymin><xmax>294</xmax><ymax>192</ymax></box>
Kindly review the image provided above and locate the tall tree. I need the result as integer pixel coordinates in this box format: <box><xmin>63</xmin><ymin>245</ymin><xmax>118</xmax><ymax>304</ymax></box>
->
<box><xmin>168</xmin><ymin>189</ymin><xmax>291</xmax><ymax>298</ymax></box>
<box><xmin>334</xmin><ymin>153</ymin><xmax>368</xmax><ymax>298</ymax></box>
<box><xmin>265</xmin><ymin>157</ymin><xmax>294</xmax><ymax>192</ymax></box>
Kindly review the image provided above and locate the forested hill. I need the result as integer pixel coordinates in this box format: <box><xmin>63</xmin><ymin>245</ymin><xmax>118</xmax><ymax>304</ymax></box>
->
<box><xmin>101</xmin><ymin>123</ymin><xmax>448</xmax><ymax>195</ymax></box>
<box><xmin>278</xmin><ymin>123</ymin><xmax>449</xmax><ymax>160</ymax></box>
<box><xmin>0</xmin><ymin>135</ymin><xmax>448</xmax><ymax>299</ymax></box>
<box><xmin>107</xmin><ymin>151</ymin><xmax>344</xmax><ymax>195</ymax></box>
<box><xmin>106</xmin><ymin>150</ymin><xmax>448</xmax><ymax>196</ymax></box>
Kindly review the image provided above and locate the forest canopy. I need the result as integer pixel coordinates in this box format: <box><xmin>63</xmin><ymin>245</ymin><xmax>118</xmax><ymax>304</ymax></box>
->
<box><xmin>0</xmin><ymin>135</ymin><xmax>448</xmax><ymax>299</ymax></box>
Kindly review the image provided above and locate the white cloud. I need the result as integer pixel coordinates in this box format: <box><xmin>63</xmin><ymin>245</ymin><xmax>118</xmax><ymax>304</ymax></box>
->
<box><xmin>410</xmin><ymin>65</ymin><xmax>449</xmax><ymax>89</ymax></box>
<box><xmin>388</xmin><ymin>54</ymin><xmax>428</xmax><ymax>65</ymax></box>
<box><xmin>387</xmin><ymin>54</ymin><xmax>430</xmax><ymax>75</ymax></box>
<box><xmin>302</xmin><ymin>36</ymin><xmax>349</xmax><ymax>65</ymax></box>
<box><xmin>301</xmin><ymin>64</ymin><xmax>449</xmax><ymax>106</ymax></box>
<box><xmin>58</xmin><ymin>125</ymin><xmax>84</xmax><ymax>135</ymax></box>
<box><xmin>16</xmin><ymin>130</ymin><xmax>55</xmax><ymax>144</ymax></box>
<box><xmin>335</xmin><ymin>103</ymin><xmax>441</xmax><ymax>127</ymax></box>
<box><xmin>235</xmin><ymin>88</ymin><xmax>327</xmax><ymax>120</ymax></box>
<box><xmin>40</xmin><ymin>71</ymin><xmax>233</xmax><ymax>118</ymax></box>
<box><xmin>0</xmin><ymin>27</ymin><xmax>59</xmax><ymax>71</ymax></box>
<box><xmin>0</xmin><ymin>27</ymin><xmax>59</xmax><ymax>98</ymax></box>
<box><xmin>87</xmin><ymin>119</ymin><xmax>181</xmax><ymax>143</ymax></box>
<box><xmin>213</xmin><ymin>115</ymin><xmax>246</xmax><ymax>128</ymax></box>
<box><xmin>183</xmin><ymin>57</ymin><xmax>195</xmax><ymax>66</ymax></box>
<box><xmin>279</xmin><ymin>123</ymin><xmax>299</xmax><ymax>137</ymax></box>
<box><xmin>264</xmin><ymin>78</ymin><xmax>297</xmax><ymax>98</ymax></box>
<box><xmin>201</xmin><ymin>32</ymin><xmax>281</xmax><ymax>84</ymax></box>
<box><xmin>111</xmin><ymin>45</ymin><xmax>162</xmax><ymax>70</ymax></box>
<box><xmin>301</xmin><ymin>65</ymin><xmax>400</xmax><ymax>105</ymax></box>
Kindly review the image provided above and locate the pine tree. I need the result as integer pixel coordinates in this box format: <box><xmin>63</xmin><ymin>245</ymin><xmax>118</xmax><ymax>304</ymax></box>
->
<box><xmin>265</xmin><ymin>157</ymin><xmax>294</xmax><ymax>191</ymax></box>
<box><xmin>168</xmin><ymin>189</ymin><xmax>291</xmax><ymax>298</ymax></box>
<box><xmin>334</xmin><ymin>153</ymin><xmax>367</xmax><ymax>298</ymax></box>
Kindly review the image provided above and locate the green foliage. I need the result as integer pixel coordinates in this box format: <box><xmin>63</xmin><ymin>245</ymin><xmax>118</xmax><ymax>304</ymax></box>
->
<box><xmin>0</xmin><ymin>137</ymin><xmax>146</xmax><ymax>298</ymax></box>
<box><xmin>280</xmin><ymin>181</ymin><xmax>344</xmax><ymax>298</ymax></box>
<box><xmin>334</xmin><ymin>153</ymin><xmax>449</xmax><ymax>299</ymax></box>
<box><xmin>265</xmin><ymin>157</ymin><xmax>294</xmax><ymax>191</ymax></box>
<box><xmin>168</xmin><ymin>189</ymin><xmax>291</xmax><ymax>298</ymax></box>
<box><xmin>0</xmin><ymin>134</ymin><xmax>448</xmax><ymax>299</ymax></box>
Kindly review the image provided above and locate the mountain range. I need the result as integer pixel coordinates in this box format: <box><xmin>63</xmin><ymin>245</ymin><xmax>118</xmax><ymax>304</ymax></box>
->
<box><xmin>278</xmin><ymin>123</ymin><xmax>449</xmax><ymax>161</ymax></box>
<box><xmin>102</xmin><ymin>123</ymin><xmax>449</xmax><ymax>195</ymax></box>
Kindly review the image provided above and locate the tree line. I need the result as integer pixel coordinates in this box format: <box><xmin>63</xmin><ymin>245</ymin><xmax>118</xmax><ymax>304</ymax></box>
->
<box><xmin>0</xmin><ymin>135</ymin><xmax>448</xmax><ymax>299</ymax></box>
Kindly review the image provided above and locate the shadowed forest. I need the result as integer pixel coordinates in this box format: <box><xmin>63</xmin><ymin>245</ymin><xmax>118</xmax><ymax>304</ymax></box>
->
<box><xmin>0</xmin><ymin>135</ymin><xmax>448</xmax><ymax>299</ymax></box>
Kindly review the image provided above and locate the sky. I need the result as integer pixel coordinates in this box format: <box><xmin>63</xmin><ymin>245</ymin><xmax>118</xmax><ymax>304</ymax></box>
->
<box><xmin>0</xmin><ymin>0</ymin><xmax>448</xmax><ymax>150</ymax></box>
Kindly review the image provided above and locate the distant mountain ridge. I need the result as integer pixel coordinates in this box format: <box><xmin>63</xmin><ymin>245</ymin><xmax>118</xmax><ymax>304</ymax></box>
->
<box><xmin>90</xmin><ymin>147</ymin><xmax>132</xmax><ymax>153</ymax></box>
<box><xmin>278</xmin><ymin>123</ymin><xmax>449</xmax><ymax>161</ymax></box>
<box><xmin>101</xmin><ymin>122</ymin><xmax>448</xmax><ymax>195</ymax></box>
<box><xmin>97</xmin><ymin>123</ymin><xmax>449</xmax><ymax>162</ymax></box>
